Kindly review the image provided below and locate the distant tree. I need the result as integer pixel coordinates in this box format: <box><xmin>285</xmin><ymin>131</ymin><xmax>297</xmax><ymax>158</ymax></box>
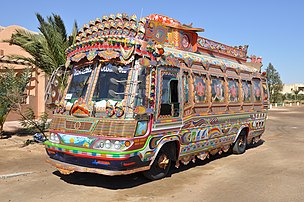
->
<box><xmin>298</xmin><ymin>94</ymin><xmax>304</xmax><ymax>101</ymax></box>
<box><xmin>292</xmin><ymin>89</ymin><xmax>302</xmax><ymax>102</ymax></box>
<box><xmin>285</xmin><ymin>93</ymin><xmax>293</xmax><ymax>101</ymax></box>
<box><xmin>277</xmin><ymin>93</ymin><xmax>284</xmax><ymax>103</ymax></box>
<box><xmin>266</xmin><ymin>63</ymin><xmax>283</xmax><ymax>103</ymax></box>
<box><xmin>282</xmin><ymin>93</ymin><xmax>287</xmax><ymax>102</ymax></box>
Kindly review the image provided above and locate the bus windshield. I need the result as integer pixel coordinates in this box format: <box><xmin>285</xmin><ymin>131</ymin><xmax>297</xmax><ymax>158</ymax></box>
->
<box><xmin>92</xmin><ymin>63</ymin><xmax>130</xmax><ymax>101</ymax></box>
<box><xmin>65</xmin><ymin>65</ymin><xmax>93</xmax><ymax>102</ymax></box>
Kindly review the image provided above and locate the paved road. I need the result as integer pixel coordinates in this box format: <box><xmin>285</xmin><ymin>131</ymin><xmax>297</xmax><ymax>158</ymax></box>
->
<box><xmin>1</xmin><ymin>107</ymin><xmax>304</xmax><ymax>202</ymax></box>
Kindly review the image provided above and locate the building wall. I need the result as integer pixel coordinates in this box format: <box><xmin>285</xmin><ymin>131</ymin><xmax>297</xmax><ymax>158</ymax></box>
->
<box><xmin>0</xmin><ymin>25</ymin><xmax>47</xmax><ymax>121</ymax></box>
<box><xmin>282</xmin><ymin>84</ymin><xmax>304</xmax><ymax>95</ymax></box>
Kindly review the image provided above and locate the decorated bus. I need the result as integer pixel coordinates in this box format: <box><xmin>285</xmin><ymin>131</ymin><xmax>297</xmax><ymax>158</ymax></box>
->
<box><xmin>45</xmin><ymin>13</ymin><xmax>269</xmax><ymax>180</ymax></box>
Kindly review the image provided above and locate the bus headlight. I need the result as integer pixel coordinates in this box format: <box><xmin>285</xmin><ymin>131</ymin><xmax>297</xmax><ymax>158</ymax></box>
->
<box><xmin>93</xmin><ymin>139</ymin><xmax>133</xmax><ymax>151</ymax></box>
<box><xmin>49</xmin><ymin>132</ymin><xmax>60</xmax><ymax>144</ymax></box>
<box><xmin>99</xmin><ymin>140</ymin><xmax>104</xmax><ymax>148</ymax></box>
<box><xmin>105</xmin><ymin>140</ymin><xmax>111</xmax><ymax>149</ymax></box>
<box><xmin>114</xmin><ymin>141</ymin><xmax>121</xmax><ymax>150</ymax></box>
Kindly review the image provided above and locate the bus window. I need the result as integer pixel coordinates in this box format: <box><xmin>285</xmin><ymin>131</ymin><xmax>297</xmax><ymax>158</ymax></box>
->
<box><xmin>242</xmin><ymin>80</ymin><xmax>252</xmax><ymax>103</ymax></box>
<box><xmin>262</xmin><ymin>82</ymin><xmax>269</xmax><ymax>102</ymax></box>
<box><xmin>160</xmin><ymin>74</ymin><xmax>179</xmax><ymax>117</ymax></box>
<box><xmin>194</xmin><ymin>74</ymin><xmax>207</xmax><ymax>103</ymax></box>
<box><xmin>135</xmin><ymin>68</ymin><xmax>147</xmax><ymax>107</ymax></box>
<box><xmin>92</xmin><ymin>63</ymin><xmax>130</xmax><ymax>101</ymax></box>
<box><xmin>211</xmin><ymin>76</ymin><xmax>225</xmax><ymax>102</ymax></box>
<box><xmin>66</xmin><ymin>65</ymin><xmax>93</xmax><ymax>103</ymax></box>
<box><xmin>183</xmin><ymin>72</ymin><xmax>190</xmax><ymax>105</ymax></box>
<box><xmin>228</xmin><ymin>79</ymin><xmax>239</xmax><ymax>102</ymax></box>
<box><xmin>170</xmin><ymin>80</ymin><xmax>179</xmax><ymax>102</ymax></box>
<box><xmin>253</xmin><ymin>79</ymin><xmax>262</xmax><ymax>102</ymax></box>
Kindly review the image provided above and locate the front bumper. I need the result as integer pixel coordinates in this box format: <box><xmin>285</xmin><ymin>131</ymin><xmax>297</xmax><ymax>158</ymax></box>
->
<box><xmin>46</xmin><ymin>158</ymin><xmax>150</xmax><ymax>176</ymax></box>
<box><xmin>45</xmin><ymin>142</ymin><xmax>151</xmax><ymax>176</ymax></box>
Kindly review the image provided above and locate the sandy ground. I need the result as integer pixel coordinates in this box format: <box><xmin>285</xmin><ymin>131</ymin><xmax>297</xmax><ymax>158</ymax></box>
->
<box><xmin>1</xmin><ymin>106</ymin><xmax>304</xmax><ymax>202</ymax></box>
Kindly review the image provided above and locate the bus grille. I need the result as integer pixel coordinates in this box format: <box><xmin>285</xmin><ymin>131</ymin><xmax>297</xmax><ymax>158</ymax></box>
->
<box><xmin>50</xmin><ymin>116</ymin><xmax>137</xmax><ymax>137</ymax></box>
<box><xmin>93</xmin><ymin>119</ymin><xmax>137</xmax><ymax>138</ymax></box>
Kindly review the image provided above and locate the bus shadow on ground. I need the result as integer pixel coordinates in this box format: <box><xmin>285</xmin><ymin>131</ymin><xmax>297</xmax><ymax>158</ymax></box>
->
<box><xmin>54</xmin><ymin>140</ymin><xmax>264</xmax><ymax>189</ymax></box>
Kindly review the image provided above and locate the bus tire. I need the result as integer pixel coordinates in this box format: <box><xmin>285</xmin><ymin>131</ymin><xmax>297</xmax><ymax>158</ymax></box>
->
<box><xmin>232</xmin><ymin>131</ymin><xmax>247</xmax><ymax>154</ymax></box>
<box><xmin>143</xmin><ymin>147</ymin><xmax>172</xmax><ymax>180</ymax></box>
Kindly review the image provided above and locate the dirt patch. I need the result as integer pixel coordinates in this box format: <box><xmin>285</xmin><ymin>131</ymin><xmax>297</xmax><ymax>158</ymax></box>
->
<box><xmin>1</xmin><ymin>107</ymin><xmax>304</xmax><ymax>201</ymax></box>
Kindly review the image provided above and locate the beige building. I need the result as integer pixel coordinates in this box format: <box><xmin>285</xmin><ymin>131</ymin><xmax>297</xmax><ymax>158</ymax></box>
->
<box><xmin>0</xmin><ymin>25</ymin><xmax>47</xmax><ymax>121</ymax></box>
<box><xmin>282</xmin><ymin>84</ymin><xmax>304</xmax><ymax>95</ymax></box>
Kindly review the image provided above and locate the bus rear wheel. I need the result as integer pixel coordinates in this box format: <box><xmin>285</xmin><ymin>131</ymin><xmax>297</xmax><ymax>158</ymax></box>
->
<box><xmin>233</xmin><ymin>131</ymin><xmax>247</xmax><ymax>154</ymax></box>
<box><xmin>143</xmin><ymin>148</ymin><xmax>172</xmax><ymax>180</ymax></box>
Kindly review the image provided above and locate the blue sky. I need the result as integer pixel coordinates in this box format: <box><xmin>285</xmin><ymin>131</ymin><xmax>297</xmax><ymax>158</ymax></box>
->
<box><xmin>1</xmin><ymin>0</ymin><xmax>303</xmax><ymax>84</ymax></box>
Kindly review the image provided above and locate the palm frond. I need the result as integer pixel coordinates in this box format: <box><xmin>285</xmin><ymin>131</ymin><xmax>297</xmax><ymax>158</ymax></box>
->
<box><xmin>69</xmin><ymin>20</ymin><xmax>79</xmax><ymax>46</ymax></box>
<box><xmin>7</xmin><ymin>12</ymin><xmax>75</xmax><ymax>79</ymax></box>
<box><xmin>52</xmin><ymin>13</ymin><xmax>67</xmax><ymax>41</ymax></box>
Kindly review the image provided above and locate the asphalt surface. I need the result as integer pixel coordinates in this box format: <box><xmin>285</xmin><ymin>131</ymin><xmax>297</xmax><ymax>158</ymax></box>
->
<box><xmin>0</xmin><ymin>106</ymin><xmax>304</xmax><ymax>202</ymax></box>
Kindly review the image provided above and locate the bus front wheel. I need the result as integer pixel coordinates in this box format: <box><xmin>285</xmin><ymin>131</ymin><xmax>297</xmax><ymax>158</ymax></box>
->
<box><xmin>143</xmin><ymin>147</ymin><xmax>172</xmax><ymax>180</ymax></box>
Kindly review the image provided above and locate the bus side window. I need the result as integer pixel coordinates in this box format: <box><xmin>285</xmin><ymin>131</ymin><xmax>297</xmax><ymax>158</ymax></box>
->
<box><xmin>262</xmin><ymin>81</ymin><xmax>269</xmax><ymax>103</ymax></box>
<box><xmin>183</xmin><ymin>72</ymin><xmax>190</xmax><ymax>105</ymax></box>
<box><xmin>211</xmin><ymin>76</ymin><xmax>225</xmax><ymax>102</ymax></box>
<box><xmin>228</xmin><ymin>78</ymin><xmax>239</xmax><ymax>103</ymax></box>
<box><xmin>253</xmin><ymin>79</ymin><xmax>262</xmax><ymax>102</ymax></box>
<box><xmin>242</xmin><ymin>80</ymin><xmax>252</xmax><ymax>103</ymax></box>
<box><xmin>194</xmin><ymin>74</ymin><xmax>207</xmax><ymax>103</ymax></box>
<box><xmin>160</xmin><ymin>74</ymin><xmax>180</xmax><ymax>117</ymax></box>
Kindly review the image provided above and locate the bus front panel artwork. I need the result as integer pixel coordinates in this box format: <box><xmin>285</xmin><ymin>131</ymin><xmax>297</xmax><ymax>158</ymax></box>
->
<box><xmin>45</xmin><ymin>13</ymin><xmax>269</xmax><ymax>180</ymax></box>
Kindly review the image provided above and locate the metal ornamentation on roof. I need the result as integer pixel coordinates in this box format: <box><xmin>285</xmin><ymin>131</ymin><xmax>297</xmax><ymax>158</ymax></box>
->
<box><xmin>66</xmin><ymin>13</ymin><xmax>260</xmax><ymax>73</ymax></box>
<box><xmin>66</xmin><ymin>13</ymin><xmax>151</xmax><ymax>65</ymax></box>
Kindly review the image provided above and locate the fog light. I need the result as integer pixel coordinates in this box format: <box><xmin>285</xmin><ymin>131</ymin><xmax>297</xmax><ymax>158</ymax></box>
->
<box><xmin>49</xmin><ymin>132</ymin><xmax>59</xmax><ymax>143</ymax></box>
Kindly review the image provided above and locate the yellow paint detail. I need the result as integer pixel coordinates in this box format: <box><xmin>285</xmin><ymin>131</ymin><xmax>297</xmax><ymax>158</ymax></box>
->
<box><xmin>83</xmin><ymin>142</ymin><xmax>89</xmax><ymax>148</ymax></box>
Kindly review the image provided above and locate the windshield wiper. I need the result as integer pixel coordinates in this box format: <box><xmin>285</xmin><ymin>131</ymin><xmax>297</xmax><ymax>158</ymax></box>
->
<box><xmin>110</xmin><ymin>78</ymin><xmax>127</xmax><ymax>85</ymax></box>
<box><xmin>80</xmin><ymin>76</ymin><xmax>90</xmax><ymax>97</ymax></box>
<box><xmin>109</xmin><ymin>90</ymin><xmax>140</xmax><ymax>98</ymax></box>
<box><xmin>110</xmin><ymin>78</ymin><xmax>142</xmax><ymax>85</ymax></box>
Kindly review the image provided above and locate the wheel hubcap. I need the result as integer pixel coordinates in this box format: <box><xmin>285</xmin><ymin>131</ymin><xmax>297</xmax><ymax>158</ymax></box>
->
<box><xmin>239</xmin><ymin>136</ymin><xmax>245</xmax><ymax>147</ymax></box>
<box><xmin>158</xmin><ymin>154</ymin><xmax>169</xmax><ymax>169</ymax></box>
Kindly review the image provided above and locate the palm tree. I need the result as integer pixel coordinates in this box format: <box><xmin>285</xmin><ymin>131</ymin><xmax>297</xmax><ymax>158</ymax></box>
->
<box><xmin>292</xmin><ymin>89</ymin><xmax>302</xmax><ymax>102</ymax></box>
<box><xmin>6</xmin><ymin>13</ymin><xmax>78</xmax><ymax>76</ymax></box>
<box><xmin>1</xmin><ymin>13</ymin><xmax>77</xmax><ymax>135</ymax></box>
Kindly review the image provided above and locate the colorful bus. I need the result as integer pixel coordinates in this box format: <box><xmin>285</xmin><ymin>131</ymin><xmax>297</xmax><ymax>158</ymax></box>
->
<box><xmin>45</xmin><ymin>13</ymin><xmax>269</xmax><ymax>180</ymax></box>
